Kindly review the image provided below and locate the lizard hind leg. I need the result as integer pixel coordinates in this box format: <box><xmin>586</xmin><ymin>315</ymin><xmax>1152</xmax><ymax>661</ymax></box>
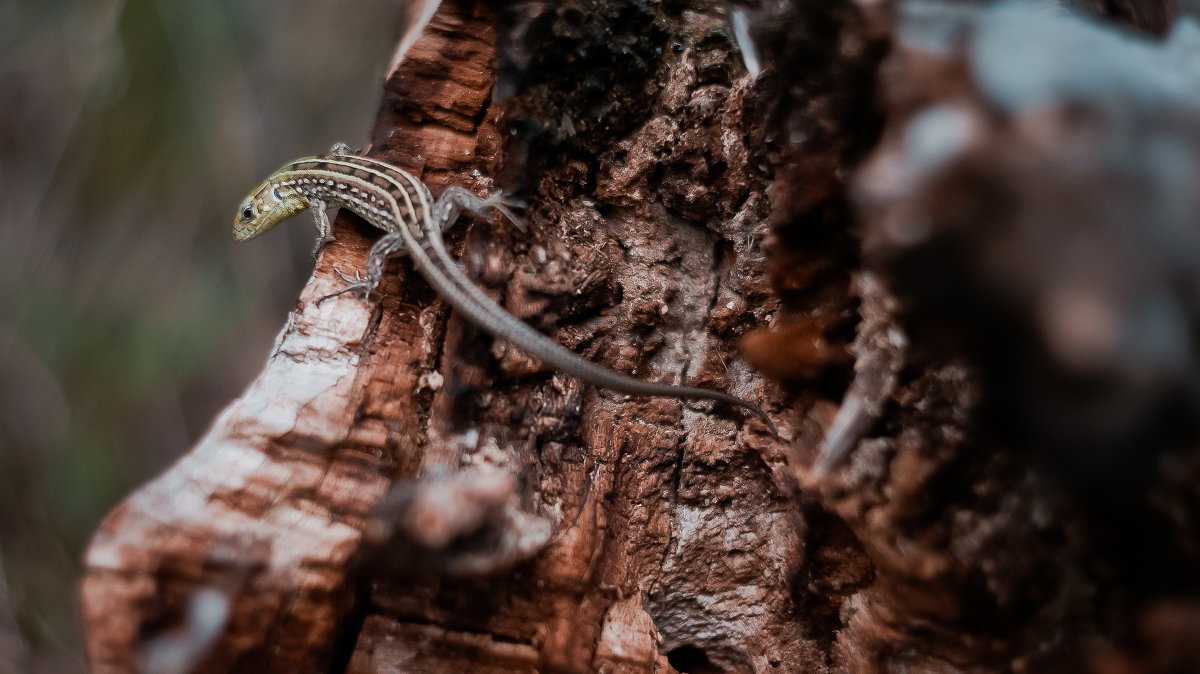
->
<box><xmin>434</xmin><ymin>185</ymin><xmax>527</xmax><ymax>233</ymax></box>
<box><xmin>317</xmin><ymin>231</ymin><xmax>407</xmax><ymax>305</ymax></box>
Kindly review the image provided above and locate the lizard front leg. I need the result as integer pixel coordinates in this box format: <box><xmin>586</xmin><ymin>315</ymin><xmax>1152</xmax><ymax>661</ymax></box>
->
<box><xmin>308</xmin><ymin>199</ymin><xmax>337</xmax><ymax>258</ymax></box>
<box><xmin>317</xmin><ymin>231</ymin><xmax>407</xmax><ymax>304</ymax></box>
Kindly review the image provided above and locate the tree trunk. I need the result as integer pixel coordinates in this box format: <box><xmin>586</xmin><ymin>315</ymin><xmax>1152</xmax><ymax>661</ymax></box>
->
<box><xmin>81</xmin><ymin>1</ymin><xmax>1200</xmax><ymax>672</ymax></box>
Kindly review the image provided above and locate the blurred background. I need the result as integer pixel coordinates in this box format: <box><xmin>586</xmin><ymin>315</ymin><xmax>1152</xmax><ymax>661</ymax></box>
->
<box><xmin>0</xmin><ymin>1</ymin><xmax>403</xmax><ymax>668</ymax></box>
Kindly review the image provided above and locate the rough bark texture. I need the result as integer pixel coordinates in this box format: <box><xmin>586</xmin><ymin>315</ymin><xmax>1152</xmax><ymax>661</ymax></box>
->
<box><xmin>757</xmin><ymin>0</ymin><xmax>1200</xmax><ymax>671</ymax></box>
<box><xmin>82</xmin><ymin>0</ymin><xmax>1200</xmax><ymax>672</ymax></box>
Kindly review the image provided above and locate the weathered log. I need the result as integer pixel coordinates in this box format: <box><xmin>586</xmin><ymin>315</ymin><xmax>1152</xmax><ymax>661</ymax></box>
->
<box><xmin>81</xmin><ymin>0</ymin><xmax>1200</xmax><ymax>672</ymax></box>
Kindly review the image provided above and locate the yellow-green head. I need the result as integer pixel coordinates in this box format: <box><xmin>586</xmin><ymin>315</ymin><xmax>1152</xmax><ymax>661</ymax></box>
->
<box><xmin>233</xmin><ymin>176</ymin><xmax>310</xmax><ymax>241</ymax></box>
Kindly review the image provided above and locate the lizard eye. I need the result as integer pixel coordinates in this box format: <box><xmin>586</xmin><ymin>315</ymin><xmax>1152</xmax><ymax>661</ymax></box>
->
<box><xmin>241</xmin><ymin>204</ymin><xmax>254</xmax><ymax>221</ymax></box>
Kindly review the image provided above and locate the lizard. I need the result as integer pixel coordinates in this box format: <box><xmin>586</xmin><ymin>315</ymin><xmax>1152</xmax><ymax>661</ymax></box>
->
<box><xmin>234</xmin><ymin>147</ymin><xmax>777</xmax><ymax>436</ymax></box>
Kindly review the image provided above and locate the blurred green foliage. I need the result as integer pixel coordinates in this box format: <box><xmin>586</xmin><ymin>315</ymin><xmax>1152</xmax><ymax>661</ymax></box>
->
<box><xmin>0</xmin><ymin>1</ymin><xmax>402</xmax><ymax>669</ymax></box>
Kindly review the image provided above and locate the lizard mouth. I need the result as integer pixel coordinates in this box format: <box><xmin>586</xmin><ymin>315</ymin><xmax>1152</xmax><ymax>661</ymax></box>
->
<box><xmin>232</xmin><ymin>220</ymin><xmax>257</xmax><ymax>241</ymax></box>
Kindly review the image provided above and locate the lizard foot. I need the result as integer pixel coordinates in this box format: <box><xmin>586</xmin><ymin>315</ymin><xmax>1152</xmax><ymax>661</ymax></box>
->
<box><xmin>435</xmin><ymin>186</ymin><xmax>527</xmax><ymax>233</ymax></box>
<box><xmin>316</xmin><ymin>268</ymin><xmax>377</xmax><ymax>305</ymax></box>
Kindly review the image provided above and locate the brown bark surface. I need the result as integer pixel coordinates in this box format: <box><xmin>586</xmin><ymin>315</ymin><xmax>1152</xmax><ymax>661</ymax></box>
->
<box><xmin>82</xmin><ymin>0</ymin><xmax>1200</xmax><ymax>673</ymax></box>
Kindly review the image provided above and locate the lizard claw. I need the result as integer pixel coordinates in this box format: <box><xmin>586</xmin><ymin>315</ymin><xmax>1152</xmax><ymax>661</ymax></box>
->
<box><xmin>317</xmin><ymin>268</ymin><xmax>375</xmax><ymax>305</ymax></box>
<box><xmin>480</xmin><ymin>190</ymin><xmax>527</xmax><ymax>232</ymax></box>
<box><xmin>334</xmin><ymin>268</ymin><xmax>367</xmax><ymax>284</ymax></box>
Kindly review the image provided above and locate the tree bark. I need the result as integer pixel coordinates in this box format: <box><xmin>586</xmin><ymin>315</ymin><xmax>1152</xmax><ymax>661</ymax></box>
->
<box><xmin>81</xmin><ymin>0</ymin><xmax>1200</xmax><ymax>673</ymax></box>
<box><xmin>83</xmin><ymin>1</ymin><xmax>790</xmax><ymax>672</ymax></box>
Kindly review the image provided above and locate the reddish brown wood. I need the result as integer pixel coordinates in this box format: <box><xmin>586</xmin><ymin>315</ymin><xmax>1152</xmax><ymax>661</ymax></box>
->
<box><xmin>82</xmin><ymin>1</ymin><xmax>795</xmax><ymax>672</ymax></box>
<box><xmin>82</xmin><ymin>1</ymin><xmax>1200</xmax><ymax>672</ymax></box>
<box><xmin>81</xmin><ymin>2</ymin><xmax>507</xmax><ymax>671</ymax></box>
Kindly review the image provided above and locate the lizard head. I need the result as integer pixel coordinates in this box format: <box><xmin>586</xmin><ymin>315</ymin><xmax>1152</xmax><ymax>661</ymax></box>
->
<box><xmin>233</xmin><ymin>178</ymin><xmax>309</xmax><ymax>241</ymax></box>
